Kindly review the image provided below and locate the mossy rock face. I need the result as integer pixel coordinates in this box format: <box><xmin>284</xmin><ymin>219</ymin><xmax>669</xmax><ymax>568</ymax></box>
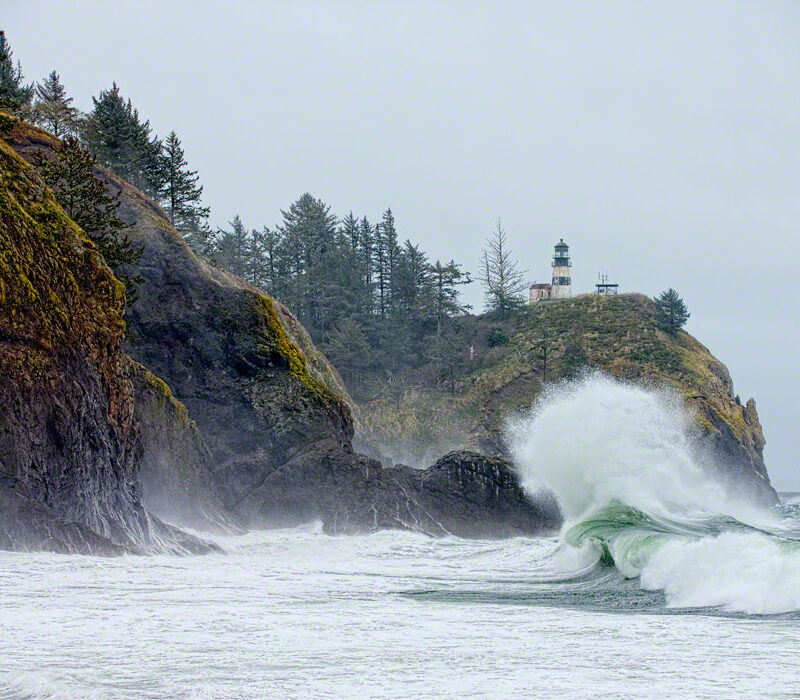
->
<box><xmin>359</xmin><ymin>294</ymin><xmax>775</xmax><ymax>502</ymax></box>
<box><xmin>3</xmin><ymin>116</ymin><xmax>359</xmax><ymax>527</ymax></box>
<box><xmin>3</xmin><ymin>117</ymin><xmax>565</xmax><ymax>537</ymax></box>
<box><xmin>127</xmin><ymin>361</ymin><xmax>242</xmax><ymax>534</ymax></box>
<box><xmin>0</xmin><ymin>127</ymin><xmax>212</xmax><ymax>553</ymax></box>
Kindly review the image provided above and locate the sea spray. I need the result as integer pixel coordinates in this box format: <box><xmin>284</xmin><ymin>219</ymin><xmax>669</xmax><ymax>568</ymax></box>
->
<box><xmin>508</xmin><ymin>373</ymin><xmax>728</xmax><ymax>520</ymax></box>
<box><xmin>508</xmin><ymin>373</ymin><xmax>800</xmax><ymax>613</ymax></box>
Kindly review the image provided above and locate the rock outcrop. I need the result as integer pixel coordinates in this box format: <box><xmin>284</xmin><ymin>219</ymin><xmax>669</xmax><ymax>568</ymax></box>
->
<box><xmin>2</xmin><ymin>113</ymin><xmax>776</xmax><ymax>546</ymax></box>
<box><xmin>0</xmin><ymin>132</ymin><xmax>214</xmax><ymax>554</ymax></box>
<box><xmin>323</xmin><ymin>450</ymin><xmax>561</xmax><ymax>537</ymax></box>
<box><xmin>128</xmin><ymin>362</ymin><xmax>241</xmax><ymax>534</ymax></box>
<box><xmin>3</xmin><ymin>117</ymin><xmax>559</xmax><ymax>540</ymax></box>
<box><xmin>359</xmin><ymin>294</ymin><xmax>776</xmax><ymax>504</ymax></box>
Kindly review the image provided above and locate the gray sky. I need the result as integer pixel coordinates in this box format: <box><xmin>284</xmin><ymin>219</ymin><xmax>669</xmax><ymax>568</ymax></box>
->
<box><xmin>6</xmin><ymin>1</ymin><xmax>800</xmax><ymax>488</ymax></box>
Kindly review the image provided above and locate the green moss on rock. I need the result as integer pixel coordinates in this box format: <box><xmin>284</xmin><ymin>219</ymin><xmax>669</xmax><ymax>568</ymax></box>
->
<box><xmin>254</xmin><ymin>293</ymin><xmax>351</xmax><ymax>416</ymax></box>
<box><xmin>359</xmin><ymin>293</ymin><xmax>770</xmax><ymax>487</ymax></box>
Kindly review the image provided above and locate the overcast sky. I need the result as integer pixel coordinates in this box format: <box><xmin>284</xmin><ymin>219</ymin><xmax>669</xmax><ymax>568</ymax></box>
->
<box><xmin>6</xmin><ymin>1</ymin><xmax>800</xmax><ymax>488</ymax></box>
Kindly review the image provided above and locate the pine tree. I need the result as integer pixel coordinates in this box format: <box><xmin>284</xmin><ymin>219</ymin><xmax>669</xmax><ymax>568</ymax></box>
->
<box><xmin>429</xmin><ymin>259</ymin><xmax>472</xmax><ymax>334</ymax></box>
<box><xmin>425</xmin><ymin>321</ymin><xmax>466</xmax><ymax>393</ymax></box>
<box><xmin>215</xmin><ymin>215</ymin><xmax>250</xmax><ymax>278</ymax></box>
<box><xmin>654</xmin><ymin>288</ymin><xmax>690</xmax><ymax>333</ymax></box>
<box><xmin>157</xmin><ymin>130</ymin><xmax>210</xmax><ymax>233</ymax></box>
<box><xmin>278</xmin><ymin>194</ymin><xmax>339</xmax><ymax>328</ymax></box>
<box><xmin>259</xmin><ymin>226</ymin><xmax>285</xmax><ymax>296</ymax></box>
<box><xmin>33</xmin><ymin>137</ymin><xmax>144</xmax><ymax>304</ymax></box>
<box><xmin>31</xmin><ymin>70</ymin><xmax>80</xmax><ymax>137</ymax></box>
<box><xmin>182</xmin><ymin>218</ymin><xmax>218</xmax><ymax>260</ymax></box>
<box><xmin>393</xmin><ymin>241</ymin><xmax>433</xmax><ymax>318</ymax></box>
<box><xmin>192</xmin><ymin>195</ymin><xmax>472</xmax><ymax>397</ymax></box>
<box><xmin>340</xmin><ymin>211</ymin><xmax>360</xmax><ymax>252</ymax></box>
<box><xmin>379</xmin><ymin>208</ymin><xmax>401</xmax><ymax>314</ymax></box>
<box><xmin>245</xmin><ymin>227</ymin><xmax>268</xmax><ymax>287</ymax></box>
<box><xmin>324</xmin><ymin>318</ymin><xmax>372</xmax><ymax>390</ymax></box>
<box><xmin>82</xmin><ymin>83</ymin><xmax>163</xmax><ymax>196</ymax></box>
<box><xmin>0</xmin><ymin>31</ymin><xmax>33</xmax><ymax>115</ymax></box>
<box><xmin>373</xmin><ymin>221</ymin><xmax>388</xmax><ymax>318</ymax></box>
<box><xmin>358</xmin><ymin>216</ymin><xmax>376</xmax><ymax>312</ymax></box>
<box><xmin>481</xmin><ymin>220</ymin><xmax>527</xmax><ymax>317</ymax></box>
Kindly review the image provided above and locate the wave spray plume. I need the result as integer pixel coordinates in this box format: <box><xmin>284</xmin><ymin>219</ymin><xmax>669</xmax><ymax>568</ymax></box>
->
<box><xmin>508</xmin><ymin>373</ymin><xmax>800</xmax><ymax>614</ymax></box>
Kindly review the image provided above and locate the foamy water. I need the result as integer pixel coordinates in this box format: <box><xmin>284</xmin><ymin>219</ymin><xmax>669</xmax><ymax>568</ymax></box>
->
<box><xmin>3</xmin><ymin>375</ymin><xmax>799</xmax><ymax>698</ymax></box>
<box><xmin>510</xmin><ymin>374</ymin><xmax>800</xmax><ymax>614</ymax></box>
<box><xmin>1</xmin><ymin>524</ymin><xmax>799</xmax><ymax>699</ymax></box>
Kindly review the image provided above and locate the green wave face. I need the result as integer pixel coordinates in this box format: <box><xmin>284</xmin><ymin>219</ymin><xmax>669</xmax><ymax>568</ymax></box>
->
<box><xmin>562</xmin><ymin>501</ymin><xmax>799</xmax><ymax>580</ymax></box>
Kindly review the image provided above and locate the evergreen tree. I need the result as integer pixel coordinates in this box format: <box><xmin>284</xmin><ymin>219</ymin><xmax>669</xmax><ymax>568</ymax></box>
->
<box><xmin>654</xmin><ymin>288</ymin><xmax>690</xmax><ymax>333</ymax></box>
<box><xmin>373</xmin><ymin>221</ymin><xmax>388</xmax><ymax>318</ymax></box>
<box><xmin>33</xmin><ymin>137</ymin><xmax>144</xmax><ymax>304</ymax></box>
<box><xmin>245</xmin><ymin>227</ymin><xmax>270</xmax><ymax>288</ymax></box>
<box><xmin>278</xmin><ymin>194</ymin><xmax>339</xmax><ymax>332</ymax></box>
<box><xmin>358</xmin><ymin>216</ymin><xmax>376</xmax><ymax>312</ymax></box>
<box><xmin>487</xmin><ymin>327</ymin><xmax>510</xmax><ymax>347</ymax></box>
<box><xmin>182</xmin><ymin>218</ymin><xmax>217</xmax><ymax>260</ymax></box>
<box><xmin>340</xmin><ymin>211</ymin><xmax>360</xmax><ymax>252</ymax></box>
<box><xmin>425</xmin><ymin>321</ymin><xmax>466</xmax><ymax>393</ymax></box>
<box><xmin>157</xmin><ymin>130</ymin><xmax>210</xmax><ymax>233</ymax></box>
<box><xmin>215</xmin><ymin>215</ymin><xmax>250</xmax><ymax>278</ymax></box>
<box><xmin>378</xmin><ymin>208</ymin><xmax>401</xmax><ymax>314</ymax></box>
<box><xmin>259</xmin><ymin>226</ymin><xmax>285</xmax><ymax>296</ymax></box>
<box><xmin>198</xmin><ymin>196</ymin><xmax>471</xmax><ymax>399</ymax></box>
<box><xmin>324</xmin><ymin>318</ymin><xmax>373</xmax><ymax>391</ymax></box>
<box><xmin>393</xmin><ymin>241</ymin><xmax>433</xmax><ymax>318</ymax></box>
<box><xmin>82</xmin><ymin>83</ymin><xmax>163</xmax><ymax>196</ymax></box>
<box><xmin>31</xmin><ymin>70</ymin><xmax>80</xmax><ymax>137</ymax></box>
<box><xmin>0</xmin><ymin>31</ymin><xmax>33</xmax><ymax>115</ymax></box>
<box><xmin>429</xmin><ymin>259</ymin><xmax>472</xmax><ymax>334</ymax></box>
<box><xmin>481</xmin><ymin>220</ymin><xmax>527</xmax><ymax>317</ymax></box>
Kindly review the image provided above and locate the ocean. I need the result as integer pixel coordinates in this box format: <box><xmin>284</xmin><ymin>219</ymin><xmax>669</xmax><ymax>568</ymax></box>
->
<box><xmin>2</xmin><ymin>375</ymin><xmax>798</xmax><ymax>698</ymax></box>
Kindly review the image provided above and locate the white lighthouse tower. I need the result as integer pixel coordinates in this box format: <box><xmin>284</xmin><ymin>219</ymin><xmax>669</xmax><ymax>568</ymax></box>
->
<box><xmin>551</xmin><ymin>239</ymin><xmax>572</xmax><ymax>299</ymax></box>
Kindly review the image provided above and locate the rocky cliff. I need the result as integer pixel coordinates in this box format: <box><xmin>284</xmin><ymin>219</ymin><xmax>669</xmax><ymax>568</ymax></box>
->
<box><xmin>128</xmin><ymin>361</ymin><xmax>241</xmax><ymax>534</ymax></box>
<box><xmin>360</xmin><ymin>294</ymin><xmax>775</xmax><ymax>503</ymax></box>
<box><xmin>3</xmin><ymin>116</ymin><xmax>559</xmax><ymax>540</ymax></box>
<box><xmin>0</xmin><ymin>132</ymin><xmax>213</xmax><ymax>554</ymax></box>
<box><xmin>1</xmin><ymin>114</ymin><xmax>773</xmax><ymax>544</ymax></box>
<box><xmin>322</xmin><ymin>450</ymin><xmax>560</xmax><ymax>537</ymax></box>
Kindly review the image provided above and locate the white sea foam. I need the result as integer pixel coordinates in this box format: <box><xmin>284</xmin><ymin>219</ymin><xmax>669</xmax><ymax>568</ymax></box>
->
<box><xmin>509</xmin><ymin>373</ymin><xmax>800</xmax><ymax>613</ymax></box>
<box><xmin>510</xmin><ymin>373</ymin><xmax>731</xmax><ymax>520</ymax></box>
<box><xmin>2</xmin><ymin>529</ymin><xmax>798</xmax><ymax>698</ymax></box>
<box><xmin>3</xmin><ymin>375</ymin><xmax>799</xmax><ymax>697</ymax></box>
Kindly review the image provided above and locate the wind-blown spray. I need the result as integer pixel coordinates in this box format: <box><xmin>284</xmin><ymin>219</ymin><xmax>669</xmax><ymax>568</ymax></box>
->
<box><xmin>508</xmin><ymin>373</ymin><xmax>800</xmax><ymax>614</ymax></box>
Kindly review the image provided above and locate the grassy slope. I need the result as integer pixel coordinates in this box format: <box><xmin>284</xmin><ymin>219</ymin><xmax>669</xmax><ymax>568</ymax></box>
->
<box><xmin>359</xmin><ymin>293</ymin><xmax>766</xmax><ymax>475</ymax></box>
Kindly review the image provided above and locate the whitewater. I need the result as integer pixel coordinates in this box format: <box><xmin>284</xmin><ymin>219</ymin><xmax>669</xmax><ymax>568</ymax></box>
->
<box><xmin>2</xmin><ymin>375</ymin><xmax>799</xmax><ymax>698</ymax></box>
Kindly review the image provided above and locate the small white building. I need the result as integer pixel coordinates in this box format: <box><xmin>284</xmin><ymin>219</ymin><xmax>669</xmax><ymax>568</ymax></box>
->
<box><xmin>529</xmin><ymin>239</ymin><xmax>573</xmax><ymax>304</ymax></box>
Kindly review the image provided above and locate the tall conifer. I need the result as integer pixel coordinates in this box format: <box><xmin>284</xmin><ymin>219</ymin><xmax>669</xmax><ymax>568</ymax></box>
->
<box><xmin>82</xmin><ymin>83</ymin><xmax>163</xmax><ymax>196</ymax></box>
<box><xmin>215</xmin><ymin>215</ymin><xmax>250</xmax><ymax>278</ymax></box>
<box><xmin>32</xmin><ymin>71</ymin><xmax>80</xmax><ymax>137</ymax></box>
<box><xmin>34</xmin><ymin>137</ymin><xmax>144</xmax><ymax>304</ymax></box>
<box><xmin>0</xmin><ymin>31</ymin><xmax>33</xmax><ymax>115</ymax></box>
<box><xmin>480</xmin><ymin>220</ymin><xmax>527</xmax><ymax>317</ymax></box>
<box><xmin>158</xmin><ymin>130</ymin><xmax>210</xmax><ymax>232</ymax></box>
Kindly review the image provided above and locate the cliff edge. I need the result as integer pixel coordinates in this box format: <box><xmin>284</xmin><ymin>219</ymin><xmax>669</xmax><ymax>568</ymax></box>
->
<box><xmin>0</xmin><ymin>134</ymin><xmax>213</xmax><ymax>553</ymax></box>
<box><xmin>360</xmin><ymin>294</ymin><xmax>775</xmax><ymax>503</ymax></box>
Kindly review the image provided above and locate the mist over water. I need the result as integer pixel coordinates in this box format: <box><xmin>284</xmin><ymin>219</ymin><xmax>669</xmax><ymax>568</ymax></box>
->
<box><xmin>2</xmin><ymin>525</ymin><xmax>799</xmax><ymax>699</ymax></box>
<box><xmin>3</xmin><ymin>375</ymin><xmax>799</xmax><ymax>697</ymax></box>
<box><xmin>509</xmin><ymin>373</ymin><xmax>800</xmax><ymax>614</ymax></box>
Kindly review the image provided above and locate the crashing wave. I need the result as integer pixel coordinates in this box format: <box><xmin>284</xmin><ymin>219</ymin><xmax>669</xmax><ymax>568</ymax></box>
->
<box><xmin>509</xmin><ymin>373</ymin><xmax>800</xmax><ymax>614</ymax></box>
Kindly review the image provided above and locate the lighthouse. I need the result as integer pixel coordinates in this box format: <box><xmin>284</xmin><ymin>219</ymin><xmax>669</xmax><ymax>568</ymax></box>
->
<box><xmin>551</xmin><ymin>239</ymin><xmax>572</xmax><ymax>299</ymax></box>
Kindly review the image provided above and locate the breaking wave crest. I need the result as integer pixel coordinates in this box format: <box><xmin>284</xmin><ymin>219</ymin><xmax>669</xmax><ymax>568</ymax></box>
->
<box><xmin>509</xmin><ymin>373</ymin><xmax>800</xmax><ymax>614</ymax></box>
